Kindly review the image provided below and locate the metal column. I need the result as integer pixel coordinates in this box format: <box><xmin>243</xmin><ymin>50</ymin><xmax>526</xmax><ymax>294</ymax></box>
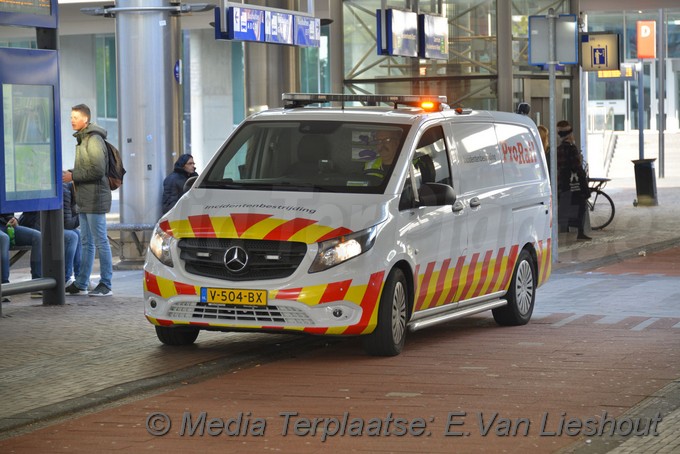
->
<box><xmin>115</xmin><ymin>0</ymin><xmax>175</xmax><ymax>265</ymax></box>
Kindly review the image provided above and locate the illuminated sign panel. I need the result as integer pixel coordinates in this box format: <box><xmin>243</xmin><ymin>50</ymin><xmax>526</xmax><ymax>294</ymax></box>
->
<box><xmin>637</xmin><ymin>21</ymin><xmax>656</xmax><ymax>59</ymax></box>
<box><xmin>377</xmin><ymin>10</ymin><xmax>448</xmax><ymax>60</ymax></box>
<box><xmin>419</xmin><ymin>14</ymin><xmax>448</xmax><ymax>60</ymax></box>
<box><xmin>581</xmin><ymin>33</ymin><xmax>620</xmax><ymax>71</ymax></box>
<box><xmin>597</xmin><ymin>64</ymin><xmax>635</xmax><ymax>80</ymax></box>
<box><xmin>295</xmin><ymin>15</ymin><xmax>320</xmax><ymax>47</ymax></box>
<box><xmin>265</xmin><ymin>10</ymin><xmax>294</xmax><ymax>45</ymax></box>
<box><xmin>0</xmin><ymin>0</ymin><xmax>55</xmax><ymax>28</ymax></box>
<box><xmin>216</xmin><ymin>4</ymin><xmax>319</xmax><ymax>48</ymax></box>
<box><xmin>376</xmin><ymin>9</ymin><xmax>418</xmax><ymax>57</ymax></box>
<box><xmin>227</xmin><ymin>6</ymin><xmax>264</xmax><ymax>42</ymax></box>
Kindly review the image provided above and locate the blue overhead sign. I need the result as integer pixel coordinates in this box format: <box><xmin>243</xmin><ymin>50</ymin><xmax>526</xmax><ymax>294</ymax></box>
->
<box><xmin>265</xmin><ymin>10</ymin><xmax>294</xmax><ymax>45</ymax></box>
<box><xmin>377</xmin><ymin>9</ymin><xmax>448</xmax><ymax>60</ymax></box>
<box><xmin>377</xmin><ymin>9</ymin><xmax>418</xmax><ymax>57</ymax></box>
<box><xmin>227</xmin><ymin>6</ymin><xmax>265</xmax><ymax>42</ymax></box>
<box><xmin>528</xmin><ymin>14</ymin><xmax>578</xmax><ymax>66</ymax></box>
<box><xmin>215</xmin><ymin>4</ymin><xmax>319</xmax><ymax>48</ymax></box>
<box><xmin>418</xmin><ymin>14</ymin><xmax>448</xmax><ymax>60</ymax></box>
<box><xmin>295</xmin><ymin>15</ymin><xmax>321</xmax><ymax>47</ymax></box>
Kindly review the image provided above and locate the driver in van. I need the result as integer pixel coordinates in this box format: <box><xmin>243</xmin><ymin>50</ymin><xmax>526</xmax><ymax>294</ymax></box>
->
<box><xmin>364</xmin><ymin>130</ymin><xmax>401</xmax><ymax>179</ymax></box>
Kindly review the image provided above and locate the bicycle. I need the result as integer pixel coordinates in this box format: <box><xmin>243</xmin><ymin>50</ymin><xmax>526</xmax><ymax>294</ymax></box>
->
<box><xmin>587</xmin><ymin>177</ymin><xmax>615</xmax><ymax>230</ymax></box>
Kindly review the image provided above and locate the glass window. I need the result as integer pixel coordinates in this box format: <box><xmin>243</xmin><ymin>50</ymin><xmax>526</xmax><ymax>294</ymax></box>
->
<box><xmin>201</xmin><ymin>120</ymin><xmax>410</xmax><ymax>194</ymax></box>
<box><xmin>95</xmin><ymin>35</ymin><xmax>117</xmax><ymax>119</ymax></box>
<box><xmin>450</xmin><ymin>122</ymin><xmax>503</xmax><ymax>193</ymax></box>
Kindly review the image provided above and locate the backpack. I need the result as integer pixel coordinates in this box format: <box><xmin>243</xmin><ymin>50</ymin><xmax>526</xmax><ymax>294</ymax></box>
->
<box><xmin>89</xmin><ymin>131</ymin><xmax>127</xmax><ymax>190</ymax></box>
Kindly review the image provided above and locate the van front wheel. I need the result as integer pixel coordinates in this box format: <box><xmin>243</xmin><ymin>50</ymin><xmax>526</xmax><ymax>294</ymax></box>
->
<box><xmin>493</xmin><ymin>249</ymin><xmax>535</xmax><ymax>326</ymax></box>
<box><xmin>362</xmin><ymin>268</ymin><xmax>408</xmax><ymax>357</ymax></box>
<box><xmin>155</xmin><ymin>325</ymin><xmax>200</xmax><ymax>345</ymax></box>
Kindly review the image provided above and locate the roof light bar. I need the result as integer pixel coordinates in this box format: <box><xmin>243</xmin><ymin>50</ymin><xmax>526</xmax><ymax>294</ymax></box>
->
<box><xmin>282</xmin><ymin>93</ymin><xmax>449</xmax><ymax>111</ymax></box>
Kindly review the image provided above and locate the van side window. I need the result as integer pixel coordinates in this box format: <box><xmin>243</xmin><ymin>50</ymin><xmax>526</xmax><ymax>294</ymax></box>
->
<box><xmin>400</xmin><ymin>126</ymin><xmax>451</xmax><ymax>209</ymax></box>
<box><xmin>414</xmin><ymin>126</ymin><xmax>451</xmax><ymax>187</ymax></box>
<box><xmin>451</xmin><ymin>123</ymin><xmax>503</xmax><ymax>193</ymax></box>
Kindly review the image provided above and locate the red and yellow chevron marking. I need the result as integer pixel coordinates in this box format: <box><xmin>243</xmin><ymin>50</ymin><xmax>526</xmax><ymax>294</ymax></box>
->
<box><xmin>536</xmin><ymin>238</ymin><xmax>552</xmax><ymax>286</ymax></box>
<box><xmin>144</xmin><ymin>271</ymin><xmax>385</xmax><ymax>336</ymax></box>
<box><xmin>159</xmin><ymin>213</ymin><xmax>352</xmax><ymax>244</ymax></box>
<box><xmin>412</xmin><ymin>244</ymin><xmax>525</xmax><ymax>312</ymax></box>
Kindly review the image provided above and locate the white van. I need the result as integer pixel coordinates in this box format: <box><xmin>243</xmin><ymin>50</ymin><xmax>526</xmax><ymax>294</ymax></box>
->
<box><xmin>144</xmin><ymin>93</ymin><xmax>552</xmax><ymax>356</ymax></box>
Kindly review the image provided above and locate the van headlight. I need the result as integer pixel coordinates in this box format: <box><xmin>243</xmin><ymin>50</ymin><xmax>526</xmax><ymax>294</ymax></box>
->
<box><xmin>149</xmin><ymin>225</ymin><xmax>175</xmax><ymax>267</ymax></box>
<box><xmin>309</xmin><ymin>226</ymin><xmax>378</xmax><ymax>273</ymax></box>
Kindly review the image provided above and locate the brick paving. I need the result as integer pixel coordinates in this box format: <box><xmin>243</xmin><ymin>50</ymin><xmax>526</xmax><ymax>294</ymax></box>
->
<box><xmin>0</xmin><ymin>178</ymin><xmax>679</xmax><ymax>453</ymax></box>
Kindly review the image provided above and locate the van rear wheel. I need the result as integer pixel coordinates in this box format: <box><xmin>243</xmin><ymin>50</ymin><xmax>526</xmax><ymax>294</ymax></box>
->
<box><xmin>362</xmin><ymin>268</ymin><xmax>408</xmax><ymax>357</ymax></box>
<box><xmin>155</xmin><ymin>325</ymin><xmax>200</xmax><ymax>345</ymax></box>
<box><xmin>493</xmin><ymin>249</ymin><xmax>535</xmax><ymax>326</ymax></box>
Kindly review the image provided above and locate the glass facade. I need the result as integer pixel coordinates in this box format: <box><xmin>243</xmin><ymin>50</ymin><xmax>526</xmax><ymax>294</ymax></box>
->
<box><xmin>343</xmin><ymin>0</ymin><xmax>501</xmax><ymax>109</ymax></box>
<box><xmin>342</xmin><ymin>0</ymin><xmax>572</xmax><ymax>113</ymax></box>
<box><xmin>586</xmin><ymin>8</ymin><xmax>680</xmax><ymax>132</ymax></box>
<box><xmin>95</xmin><ymin>35</ymin><xmax>117</xmax><ymax>120</ymax></box>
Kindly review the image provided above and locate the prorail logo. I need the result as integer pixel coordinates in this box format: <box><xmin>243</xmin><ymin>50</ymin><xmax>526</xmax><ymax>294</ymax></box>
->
<box><xmin>501</xmin><ymin>140</ymin><xmax>537</xmax><ymax>164</ymax></box>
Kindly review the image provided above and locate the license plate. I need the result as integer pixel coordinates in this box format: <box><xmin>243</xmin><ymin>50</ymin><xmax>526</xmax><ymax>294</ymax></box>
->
<box><xmin>200</xmin><ymin>288</ymin><xmax>267</xmax><ymax>306</ymax></box>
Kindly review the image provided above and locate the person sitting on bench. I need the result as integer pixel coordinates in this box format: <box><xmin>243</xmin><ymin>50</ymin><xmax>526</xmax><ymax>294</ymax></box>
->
<box><xmin>0</xmin><ymin>213</ymin><xmax>42</xmax><ymax>300</ymax></box>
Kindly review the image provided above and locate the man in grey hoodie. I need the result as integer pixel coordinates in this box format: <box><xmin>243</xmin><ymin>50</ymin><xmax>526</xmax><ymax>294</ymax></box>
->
<box><xmin>63</xmin><ymin>104</ymin><xmax>113</xmax><ymax>296</ymax></box>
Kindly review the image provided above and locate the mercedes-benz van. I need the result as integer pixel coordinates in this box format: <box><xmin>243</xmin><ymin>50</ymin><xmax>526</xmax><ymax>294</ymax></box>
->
<box><xmin>144</xmin><ymin>93</ymin><xmax>552</xmax><ymax>356</ymax></box>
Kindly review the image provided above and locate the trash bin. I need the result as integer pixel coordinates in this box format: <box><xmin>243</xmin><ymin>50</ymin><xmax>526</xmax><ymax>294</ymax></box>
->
<box><xmin>632</xmin><ymin>158</ymin><xmax>658</xmax><ymax>206</ymax></box>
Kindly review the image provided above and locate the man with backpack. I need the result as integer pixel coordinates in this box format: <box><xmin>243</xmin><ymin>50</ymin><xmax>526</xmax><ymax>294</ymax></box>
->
<box><xmin>63</xmin><ymin>104</ymin><xmax>113</xmax><ymax>296</ymax></box>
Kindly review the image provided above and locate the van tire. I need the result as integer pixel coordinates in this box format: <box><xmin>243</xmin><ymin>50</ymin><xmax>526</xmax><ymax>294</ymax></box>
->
<box><xmin>155</xmin><ymin>325</ymin><xmax>200</xmax><ymax>345</ymax></box>
<box><xmin>362</xmin><ymin>268</ymin><xmax>408</xmax><ymax>356</ymax></box>
<box><xmin>493</xmin><ymin>249</ymin><xmax>535</xmax><ymax>326</ymax></box>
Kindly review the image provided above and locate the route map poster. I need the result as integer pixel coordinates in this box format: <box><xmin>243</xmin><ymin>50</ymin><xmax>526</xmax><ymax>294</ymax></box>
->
<box><xmin>2</xmin><ymin>83</ymin><xmax>56</xmax><ymax>201</ymax></box>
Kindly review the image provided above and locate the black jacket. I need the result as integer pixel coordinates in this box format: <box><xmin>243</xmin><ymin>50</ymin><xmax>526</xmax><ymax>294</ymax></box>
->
<box><xmin>162</xmin><ymin>167</ymin><xmax>198</xmax><ymax>214</ymax></box>
<box><xmin>18</xmin><ymin>183</ymin><xmax>80</xmax><ymax>231</ymax></box>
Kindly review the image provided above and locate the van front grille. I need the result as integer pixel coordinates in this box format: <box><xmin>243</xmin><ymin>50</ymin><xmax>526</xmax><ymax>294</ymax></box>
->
<box><xmin>178</xmin><ymin>238</ymin><xmax>307</xmax><ymax>281</ymax></box>
<box><xmin>167</xmin><ymin>301</ymin><xmax>314</xmax><ymax>325</ymax></box>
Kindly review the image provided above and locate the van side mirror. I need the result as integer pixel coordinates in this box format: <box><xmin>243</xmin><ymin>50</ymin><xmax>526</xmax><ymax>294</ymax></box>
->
<box><xmin>418</xmin><ymin>182</ymin><xmax>456</xmax><ymax>207</ymax></box>
<box><xmin>183</xmin><ymin>175</ymin><xmax>198</xmax><ymax>192</ymax></box>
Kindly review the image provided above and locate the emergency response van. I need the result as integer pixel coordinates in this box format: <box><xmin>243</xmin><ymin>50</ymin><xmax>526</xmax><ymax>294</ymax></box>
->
<box><xmin>144</xmin><ymin>93</ymin><xmax>552</xmax><ymax>356</ymax></box>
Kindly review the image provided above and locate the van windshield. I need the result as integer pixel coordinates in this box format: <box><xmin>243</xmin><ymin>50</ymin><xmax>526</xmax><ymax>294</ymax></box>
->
<box><xmin>199</xmin><ymin>121</ymin><xmax>408</xmax><ymax>193</ymax></box>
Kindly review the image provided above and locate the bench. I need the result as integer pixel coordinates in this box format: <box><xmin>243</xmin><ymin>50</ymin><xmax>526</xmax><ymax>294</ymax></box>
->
<box><xmin>6</xmin><ymin>224</ymin><xmax>156</xmax><ymax>267</ymax></box>
<box><xmin>9</xmin><ymin>245</ymin><xmax>32</xmax><ymax>267</ymax></box>
<box><xmin>106</xmin><ymin>223</ymin><xmax>156</xmax><ymax>255</ymax></box>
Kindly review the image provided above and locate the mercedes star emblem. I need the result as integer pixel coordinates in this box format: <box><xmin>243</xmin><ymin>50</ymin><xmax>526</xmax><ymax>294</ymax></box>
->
<box><xmin>224</xmin><ymin>246</ymin><xmax>248</xmax><ymax>273</ymax></box>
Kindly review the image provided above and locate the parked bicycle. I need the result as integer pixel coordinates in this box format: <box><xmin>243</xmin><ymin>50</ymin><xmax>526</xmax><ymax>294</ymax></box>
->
<box><xmin>587</xmin><ymin>177</ymin><xmax>615</xmax><ymax>230</ymax></box>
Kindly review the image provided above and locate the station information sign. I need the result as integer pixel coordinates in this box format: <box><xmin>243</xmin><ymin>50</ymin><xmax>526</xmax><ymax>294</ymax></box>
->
<box><xmin>217</xmin><ymin>3</ymin><xmax>320</xmax><ymax>48</ymax></box>
<box><xmin>580</xmin><ymin>33</ymin><xmax>620</xmax><ymax>71</ymax></box>
<box><xmin>528</xmin><ymin>14</ymin><xmax>578</xmax><ymax>66</ymax></box>
<box><xmin>377</xmin><ymin>9</ymin><xmax>448</xmax><ymax>60</ymax></box>
<box><xmin>419</xmin><ymin>13</ymin><xmax>448</xmax><ymax>60</ymax></box>
<box><xmin>295</xmin><ymin>15</ymin><xmax>321</xmax><ymax>48</ymax></box>
<box><xmin>0</xmin><ymin>0</ymin><xmax>56</xmax><ymax>28</ymax></box>
<box><xmin>227</xmin><ymin>6</ymin><xmax>264</xmax><ymax>42</ymax></box>
<box><xmin>0</xmin><ymin>48</ymin><xmax>62</xmax><ymax>212</ymax></box>
<box><xmin>265</xmin><ymin>10</ymin><xmax>293</xmax><ymax>45</ymax></box>
<box><xmin>377</xmin><ymin>9</ymin><xmax>418</xmax><ymax>57</ymax></box>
